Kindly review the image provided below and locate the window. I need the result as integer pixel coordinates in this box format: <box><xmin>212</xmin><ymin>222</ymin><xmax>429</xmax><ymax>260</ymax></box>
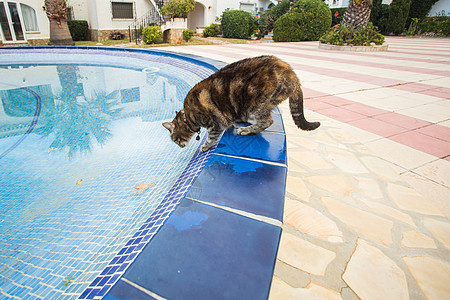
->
<box><xmin>112</xmin><ymin>2</ymin><xmax>133</xmax><ymax>19</ymax></box>
<box><xmin>240</xmin><ymin>2</ymin><xmax>255</xmax><ymax>14</ymax></box>
<box><xmin>20</xmin><ymin>4</ymin><xmax>38</xmax><ymax>32</ymax></box>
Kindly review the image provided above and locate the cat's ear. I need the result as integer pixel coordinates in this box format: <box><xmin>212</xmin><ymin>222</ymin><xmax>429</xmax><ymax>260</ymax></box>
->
<box><xmin>162</xmin><ymin>122</ymin><xmax>175</xmax><ymax>132</ymax></box>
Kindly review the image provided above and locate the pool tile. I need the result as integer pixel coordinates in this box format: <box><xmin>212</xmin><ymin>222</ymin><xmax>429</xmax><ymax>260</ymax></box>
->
<box><xmin>112</xmin><ymin>198</ymin><xmax>281</xmax><ymax>300</ymax></box>
<box><xmin>215</xmin><ymin>129</ymin><xmax>287</xmax><ymax>164</ymax></box>
<box><xmin>104</xmin><ymin>279</ymin><xmax>153</xmax><ymax>300</ymax></box>
<box><xmin>186</xmin><ymin>154</ymin><xmax>287</xmax><ymax>221</ymax></box>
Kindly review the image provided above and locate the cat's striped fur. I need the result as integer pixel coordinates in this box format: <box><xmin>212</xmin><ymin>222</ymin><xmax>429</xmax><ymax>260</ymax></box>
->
<box><xmin>163</xmin><ymin>55</ymin><xmax>320</xmax><ymax>151</ymax></box>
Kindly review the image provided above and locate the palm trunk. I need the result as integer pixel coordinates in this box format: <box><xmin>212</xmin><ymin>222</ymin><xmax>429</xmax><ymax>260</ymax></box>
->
<box><xmin>342</xmin><ymin>0</ymin><xmax>372</xmax><ymax>30</ymax></box>
<box><xmin>48</xmin><ymin>19</ymin><xmax>74</xmax><ymax>45</ymax></box>
<box><xmin>45</xmin><ymin>0</ymin><xmax>74</xmax><ymax>45</ymax></box>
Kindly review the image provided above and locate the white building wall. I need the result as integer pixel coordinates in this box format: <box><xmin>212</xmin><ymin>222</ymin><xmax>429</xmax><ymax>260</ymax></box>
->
<box><xmin>16</xmin><ymin>0</ymin><xmax>50</xmax><ymax>42</ymax></box>
<box><xmin>428</xmin><ymin>0</ymin><xmax>450</xmax><ymax>16</ymax></box>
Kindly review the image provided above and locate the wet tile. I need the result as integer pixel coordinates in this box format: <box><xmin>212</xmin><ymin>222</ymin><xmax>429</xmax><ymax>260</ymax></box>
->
<box><xmin>403</xmin><ymin>256</ymin><xmax>450</xmax><ymax>300</ymax></box>
<box><xmin>215</xmin><ymin>129</ymin><xmax>287</xmax><ymax>164</ymax></box>
<box><xmin>343</xmin><ymin>239</ymin><xmax>408</xmax><ymax>300</ymax></box>
<box><xmin>105</xmin><ymin>279</ymin><xmax>153</xmax><ymax>300</ymax></box>
<box><xmin>186</xmin><ymin>155</ymin><xmax>287</xmax><ymax>221</ymax></box>
<box><xmin>119</xmin><ymin>199</ymin><xmax>281</xmax><ymax>300</ymax></box>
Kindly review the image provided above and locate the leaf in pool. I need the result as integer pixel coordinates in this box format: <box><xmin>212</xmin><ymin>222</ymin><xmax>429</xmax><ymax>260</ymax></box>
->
<box><xmin>134</xmin><ymin>183</ymin><xmax>155</xmax><ymax>190</ymax></box>
<box><xmin>76</xmin><ymin>179</ymin><xmax>83</xmax><ymax>186</ymax></box>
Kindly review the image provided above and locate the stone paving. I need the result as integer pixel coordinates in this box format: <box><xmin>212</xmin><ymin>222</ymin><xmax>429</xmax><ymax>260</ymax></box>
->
<box><xmin>158</xmin><ymin>37</ymin><xmax>449</xmax><ymax>299</ymax></box>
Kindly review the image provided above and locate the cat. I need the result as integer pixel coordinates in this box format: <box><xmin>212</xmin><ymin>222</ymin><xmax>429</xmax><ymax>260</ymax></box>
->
<box><xmin>163</xmin><ymin>55</ymin><xmax>320</xmax><ymax>152</ymax></box>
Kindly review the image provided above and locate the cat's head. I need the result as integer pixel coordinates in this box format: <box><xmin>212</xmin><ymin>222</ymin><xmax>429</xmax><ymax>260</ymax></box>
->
<box><xmin>162</xmin><ymin>111</ymin><xmax>196</xmax><ymax>148</ymax></box>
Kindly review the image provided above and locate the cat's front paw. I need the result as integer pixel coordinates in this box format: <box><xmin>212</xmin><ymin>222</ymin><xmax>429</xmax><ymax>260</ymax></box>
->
<box><xmin>201</xmin><ymin>144</ymin><xmax>212</xmax><ymax>152</ymax></box>
<box><xmin>237</xmin><ymin>126</ymin><xmax>253</xmax><ymax>136</ymax></box>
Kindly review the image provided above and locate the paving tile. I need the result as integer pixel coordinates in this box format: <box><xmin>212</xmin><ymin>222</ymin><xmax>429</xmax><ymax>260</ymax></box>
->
<box><xmin>269</xmin><ymin>277</ymin><xmax>342</xmax><ymax>300</ymax></box>
<box><xmin>389</xmin><ymin>131</ymin><xmax>450</xmax><ymax>158</ymax></box>
<box><xmin>315</xmin><ymin>106</ymin><xmax>366</xmax><ymax>123</ymax></box>
<box><xmin>342</xmin><ymin>103</ymin><xmax>387</xmax><ymax>116</ymax></box>
<box><xmin>325</xmin><ymin>146</ymin><xmax>369</xmax><ymax>174</ymax></box>
<box><xmin>347</xmin><ymin>118</ymin><xmax>409</xmax><ymax>138</ymax></box>
<box><xmin>322</xmin><ymin>197</ymin><xmax>394</xmax><ymax>247</ymax></box>
<box><xmin>305</xmin><ymin>174</ymin><xmax>355</xmax><ymax>198</ymax></box>
<box><xmin>387</xmin><ymin>183</ymin><xmax>443</xmax><ymax>216</ymax></box>
<box><xmin>372</xmin><ymin>112</ymin><xmax>432</xmax><ymax>130</ymax></box>
<box><xmin>423</xmin><ymin>218</ymin><xmax>450</xmax><ymax>249</ymax></box>
<box><xmin>360</xmin><ymin>199</ymin><xmax>415</xmax><ymax>227</ymax></box>
<box><xmin>286</xmin><ymin>176</ymin><xmax>311</xmax><ymax>202</ymax></box>
<box><xmin>215</xmin><ymin>128</ymin><xmax>287</xmax><ymax>164</ymax></box>
<box><xmin>403</xmin><ymin>256</ymin><xmax>450</xmax><ymax>300</ymax></box>
<box><xmin>284</xmin><ymin>200</ymin><xmax>343</xmax><ymax>243</ymax></box>
<box><xmin>401</xmin><ymin>230</ymin><xmax>437</xmax><ymax>249</ymax></box>
<box><xmin>343</xmin><ymin>239</ymin><xmax>409</xmax><ymax>300</ymax></box>
<box><xmin>186</xmin><ymin>154</ymin><xmax>287</xmax><ymax>221</ymax></box>
<box><xmin>413</xmin><ymin>159</ymin><xmax>450</xmax><ymax>188</ymax></box>
<box><xmin>354</xmin><ymin>176</ymin><xmax>383</xmax><ymax>199</ymax></box>
<box><xmin>120</xmin><ymin>198</ymin><xmax>281</xmax><ymax>300</ymax></box>
<box><xmin>277</xmin><ymin>232</ymin><xmax>336</xmax><ymax>276</ymax></box>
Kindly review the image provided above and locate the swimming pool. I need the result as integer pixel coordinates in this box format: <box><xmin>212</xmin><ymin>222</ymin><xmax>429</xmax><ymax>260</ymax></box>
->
<box><xmin>0</xmin><ymin>47</ymin><xmax>220</xmax><ymax>299</ymax></box>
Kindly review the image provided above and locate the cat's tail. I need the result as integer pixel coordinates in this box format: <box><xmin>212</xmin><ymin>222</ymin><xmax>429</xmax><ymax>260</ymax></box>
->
<box><xmin>289</xmin><ymin>86</ymin><xmax>321</xmax><ymax>131</ymax></box>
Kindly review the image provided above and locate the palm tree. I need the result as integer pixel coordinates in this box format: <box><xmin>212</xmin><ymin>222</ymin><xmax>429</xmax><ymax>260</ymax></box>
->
<box><xmin>342</xmin><ymin>0</ymin><xmax>373</xmax><ymax>30</ymax></box>
<box><xmin>44</xmin><ymin>0</ymin><xmax>74</xmax><ymax>45</ymax></box>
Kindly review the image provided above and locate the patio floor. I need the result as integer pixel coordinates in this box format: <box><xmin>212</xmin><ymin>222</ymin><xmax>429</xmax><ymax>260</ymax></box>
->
<box><xmin>156</xmin><ymin>37</ymin><xmax>450</xmax><ymax>299</ymax></box>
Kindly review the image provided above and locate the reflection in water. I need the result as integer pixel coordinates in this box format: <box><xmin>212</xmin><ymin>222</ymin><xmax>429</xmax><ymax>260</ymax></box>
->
<box><xmin>0</xmin><ymin>63</ymin><xmax>182</xmax><ymax>158</ymax></box>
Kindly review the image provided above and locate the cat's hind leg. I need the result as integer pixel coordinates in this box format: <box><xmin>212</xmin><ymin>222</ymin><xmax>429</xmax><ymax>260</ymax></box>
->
<box><xmin>236</xmin><ymin>113</ymin><xmax>273</xmax><ymax>136</ymax></box>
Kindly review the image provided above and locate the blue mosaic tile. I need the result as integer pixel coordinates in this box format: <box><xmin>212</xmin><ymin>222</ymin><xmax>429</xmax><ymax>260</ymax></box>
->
<box><xmin>215</xmin><ymin>129</ymin><xmax>287</xmax><ymax>164</ymax></box>
<box><xmin>109</xmin><ymin>198</ymin><xmax>281</xmax><ymax>300</ymax></box>
<box><xmin>187</xmin><ymin>154</ymin><xmax>287</xmax><ymax>221</ymax></box>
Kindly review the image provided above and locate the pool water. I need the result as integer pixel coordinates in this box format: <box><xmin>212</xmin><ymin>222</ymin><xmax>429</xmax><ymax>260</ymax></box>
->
<box><xmin>0</xmin><ymin>48</ymin><xmax>217</xmax><ymax>299</ymax></box>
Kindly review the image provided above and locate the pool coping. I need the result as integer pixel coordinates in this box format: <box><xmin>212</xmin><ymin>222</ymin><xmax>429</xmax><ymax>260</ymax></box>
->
<box><xmin>0</xmin><ymin>47</ymin><xmax>287</xmax><ymax>299</ymax></box>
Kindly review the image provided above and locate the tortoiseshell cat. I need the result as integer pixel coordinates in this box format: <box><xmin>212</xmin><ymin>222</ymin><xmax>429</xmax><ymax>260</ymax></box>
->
<box><xmin>163</xmin><ymin>55</ymin><xmax>320</xmax><ymax>152</ymax></box>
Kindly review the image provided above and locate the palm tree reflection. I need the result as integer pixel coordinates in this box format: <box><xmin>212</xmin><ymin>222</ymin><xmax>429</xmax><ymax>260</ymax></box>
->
<box><xmin>36</xmin><ymin>65</ymin><xmax>122</xmax><ymax>159</ymax></box>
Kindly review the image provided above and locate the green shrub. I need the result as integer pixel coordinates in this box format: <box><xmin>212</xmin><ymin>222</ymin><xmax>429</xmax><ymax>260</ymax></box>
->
<box><xmin>258</xmin><ymin>0</ymin><xmax>290</xmax><ymax>37</ymax></box>
<box><xmin>319</xmin><ymin>23</ymin><xmax>385</xmax><ymax>46</ymax></box>
<box><xmin>386</xmin><ymin>0</ymin><xmax>412</xmax><ymax>34</ymax></box>
<box><xmin>370</xmin><ymin>1</ymin><xmax>390</xmax><ymax>34</ymax></box>
<box><xmin>418</xmin><ymin>17</ymin><xmax>450</xmax><ymax>36</ymax></box>
<box><xmin>273</xmin><ymin>0</ymin><xmax>331</xmax><ymax>42</ymax></box>
<box><xmin>221</xmin><ymin>9</ymin><xmax>257</xmax><ymax>39</ymax></box>
<box><xmin>160</xmin><ymin>0</ymin><xmax>195</xmax><ymax>18</ymax></box>
<box><xmin>142</xmin><ymin>26</ymin><xmax>162</xmax><ymax>44</ymax></box>
<box><xmin>203</xmin><ymin>23</ymin><xmax>219</xmax><ymax>37</ymax></box>
<box><xmin>273</xmin><ymin>13</ymin><xmax>303</xmax><ymax>42</ymax></box>
<box><xmin>67</xmin><ymin>20</ymin><xmax>88</xmax><ymax>41</ymax></box>
<box><xmin>183</xmin><ymin>29</ymin><xmax>194</xmax><ymax>41</ymax></box>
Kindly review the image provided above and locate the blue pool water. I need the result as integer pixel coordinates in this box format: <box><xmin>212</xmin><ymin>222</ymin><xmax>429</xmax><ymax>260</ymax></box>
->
<box><xmin>0</xmin><ymin>47</ymin><xmax>218</xmax><ymax>299</ymax></box>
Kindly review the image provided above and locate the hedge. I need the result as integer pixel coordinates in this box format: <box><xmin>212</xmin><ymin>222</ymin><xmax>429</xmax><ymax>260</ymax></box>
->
<box><xmin>273</xmin><ymin>0</ymin><xmax>331</xmax><ymax>42</ymax></box>
<box><xmin>67</xmin><ymin>20</ymin><xmax>88</xmax><ymax>41</ymax></box>
<box><xmin>221</xmin><ymin>9</ymin><xmax>257</xmax><ymax>39</ymax></box>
